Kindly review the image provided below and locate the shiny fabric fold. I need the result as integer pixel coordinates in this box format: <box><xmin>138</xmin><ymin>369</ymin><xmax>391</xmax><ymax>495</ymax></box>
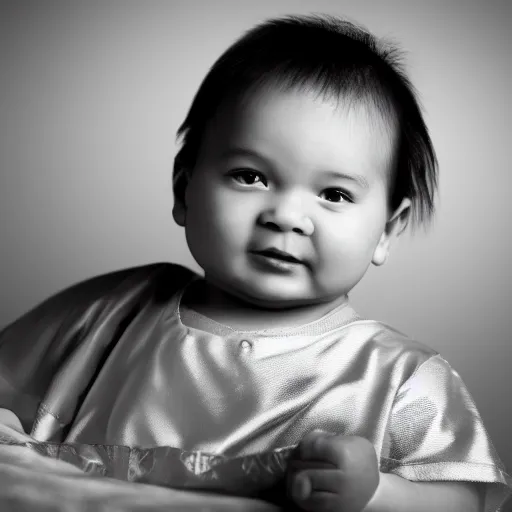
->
<box><xmin>7</xmin><ymin>440</ymin><xmax>294</xmax><ymax>500</ymax></box>
<box><xmin>0</xmin><ymin>262</ymin><xmax>510</xmax><ymax>511</ymax></box>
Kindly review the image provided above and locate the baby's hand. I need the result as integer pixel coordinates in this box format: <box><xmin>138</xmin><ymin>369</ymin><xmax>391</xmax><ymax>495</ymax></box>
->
<box><xmin>286</xmin><ymin>430</ymin><xmax>380</xmax><ymax>512</ymax></box>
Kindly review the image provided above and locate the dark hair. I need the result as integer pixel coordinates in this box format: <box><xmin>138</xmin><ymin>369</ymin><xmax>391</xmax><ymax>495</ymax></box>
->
<box><xmin>174</xmin><ymin>14</ymin><xmax>438</xmax><ymax>228</ymax></box>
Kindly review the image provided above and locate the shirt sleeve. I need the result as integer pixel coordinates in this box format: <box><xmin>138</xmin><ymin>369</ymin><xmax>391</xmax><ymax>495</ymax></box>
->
<box><xmin>0</xmin><ymin>262</ymin><xmax>176</xmax><ymax>434</ymax></box>
<box><xmin>383</xmin><ymin>354</ymin><xmax>511</xmax><ymax>512</ymax></box>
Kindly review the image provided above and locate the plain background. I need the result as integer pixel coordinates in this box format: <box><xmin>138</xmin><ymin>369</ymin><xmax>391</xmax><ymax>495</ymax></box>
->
<box><xmin>1</xmin><ymin>0</ymin><xmax>511</xmax><ymax>478</ymax></box>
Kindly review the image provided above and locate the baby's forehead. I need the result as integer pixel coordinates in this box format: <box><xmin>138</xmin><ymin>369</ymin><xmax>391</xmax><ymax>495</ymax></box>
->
<box><xmin>216</xmin><ymin>82</ymin><xmax>397</xmax><ymax>139</ymax></box>
<box><xmin>199</xmin><ymin>86</ymin><xmax>398</xmax><ymax>183</ymax></box>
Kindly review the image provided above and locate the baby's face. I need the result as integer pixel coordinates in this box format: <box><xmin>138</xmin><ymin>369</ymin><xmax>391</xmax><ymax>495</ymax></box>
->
<box><xmin>176</xmin><ymin>86</ymin><xmax>405</xmax><ymax>309</ymax></box>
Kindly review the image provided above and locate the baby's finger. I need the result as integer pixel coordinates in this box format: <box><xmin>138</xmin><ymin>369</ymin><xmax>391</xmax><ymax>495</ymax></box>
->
<box><xmin>290</xmin><ymin>470</ymin><xmax>343</xmax><ymax>512</ymax></box>
<box><xmin>291</xmin><ymin>469</ymin><xmax>344</xmax><ymax>497</ymax></box>
<box><xmin>290</xmin><ymin>469</ymin><xmax>377</xmax><ymax>512</ymax></box>
<box><xmin>294</xmin><ymin>490</ymin><xmax>340</xmax><ymax>512</ymax></box>
<box><xmin>296</xmin><ymin>431</ymin><xmax>341</xmax><ymax>466</ymax></box>
<box><xmin>298</xmin><ymin>433</ymin><xmax>378</xmax><ymax>473</ymax></box>
<box><xmin>300</xmin><ymin>429</ymin><xmax>336</xmax><ymax>448</ymax></box>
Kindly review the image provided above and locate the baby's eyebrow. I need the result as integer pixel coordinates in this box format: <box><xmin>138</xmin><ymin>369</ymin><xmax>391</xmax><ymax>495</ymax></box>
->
<box><xmin>321</xmin><ymin>170</ymin><xmax>370</xmax><ymax>189</ymax></box>
<box><xmin>219</xmin><ymin>147</ymin><xmax>265</xmax><ymax>162</ymax></box>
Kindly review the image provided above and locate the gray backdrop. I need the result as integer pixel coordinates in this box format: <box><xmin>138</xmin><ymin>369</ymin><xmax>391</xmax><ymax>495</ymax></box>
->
<box><xmin>1</xmin><ymin>0</ymin><xmax>511</xmax><ymax>475</ymax></box>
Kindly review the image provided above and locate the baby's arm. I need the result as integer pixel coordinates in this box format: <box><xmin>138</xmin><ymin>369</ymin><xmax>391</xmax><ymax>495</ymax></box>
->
<box><xmin>288</xmin><ymin>431</ymin><xmax>482</xmax><ymax>512</ymax></box>
<box><xmin>0</xmin><ymin>409</ymin><xmax>280</xmax><ymax>512</ymax></box>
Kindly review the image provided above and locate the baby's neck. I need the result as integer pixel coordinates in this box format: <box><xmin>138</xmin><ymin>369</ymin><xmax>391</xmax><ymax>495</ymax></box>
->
<box><xmin>181</xmin><ymin>279</ymin><xmax>348</xmax><ymax>331</ymax></box>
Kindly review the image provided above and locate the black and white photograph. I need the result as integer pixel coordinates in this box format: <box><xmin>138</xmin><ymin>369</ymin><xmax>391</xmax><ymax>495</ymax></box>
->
<box><xmin>0</xmin><ymin>1</ymin><xmax>511</xmax><ymax>510</ymax></box>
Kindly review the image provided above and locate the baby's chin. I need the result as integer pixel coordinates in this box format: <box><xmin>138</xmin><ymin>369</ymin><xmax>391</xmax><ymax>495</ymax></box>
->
<box><xmin>218</xmin><ymin>281</ymin><xmax>340</xmax><ymax>312</ymax></box>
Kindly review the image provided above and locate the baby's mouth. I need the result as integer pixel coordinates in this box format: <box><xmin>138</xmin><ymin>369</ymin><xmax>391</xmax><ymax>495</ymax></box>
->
<box><xmin>250</xmin><ymin>248</ymin><xmax>304</xmax><ymax>265</ymax></box>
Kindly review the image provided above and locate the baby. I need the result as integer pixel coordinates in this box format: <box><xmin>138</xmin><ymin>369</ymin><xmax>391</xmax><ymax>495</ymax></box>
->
<box><xmin>0</xmin><ymin>13</ymin><xmax>510</xmax><ymax>512</ymax></box>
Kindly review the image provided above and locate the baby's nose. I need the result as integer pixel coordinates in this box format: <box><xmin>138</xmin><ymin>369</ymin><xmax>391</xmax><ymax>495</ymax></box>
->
<box><xmin>258</xmin><ymin>195</ymin><xmax>314</xmax><ymax>236</ymax></box>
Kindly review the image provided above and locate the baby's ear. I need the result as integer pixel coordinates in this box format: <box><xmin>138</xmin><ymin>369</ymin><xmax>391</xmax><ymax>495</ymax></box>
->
<box><xmin>172</xmin><ymin>155</ymin><xmax>190</xmax><ymax>227</ymax></box>
<box><xmin>372</xmin><ymin>198</ymin><xmax>411</xmax><ymax>266</ymax></box>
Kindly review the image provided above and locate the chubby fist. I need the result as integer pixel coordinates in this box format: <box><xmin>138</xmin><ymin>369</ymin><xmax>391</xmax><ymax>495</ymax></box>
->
<box><xmin>286</xmin><ymin>431</ymin><xmax>380</xmax><ymax>512</ymax></box>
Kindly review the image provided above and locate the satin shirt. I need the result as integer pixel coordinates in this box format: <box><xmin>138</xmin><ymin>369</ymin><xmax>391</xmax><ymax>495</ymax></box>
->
<box><xmin>0</xmin><ymin>263</ymin><xmax>510</xmax><ymax>510</ymax></box>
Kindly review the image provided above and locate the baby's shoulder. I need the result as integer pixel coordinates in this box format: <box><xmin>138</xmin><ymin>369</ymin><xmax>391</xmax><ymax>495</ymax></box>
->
<box><xmin>2</xmin><ymin>262</ymin><xmax>196</xmax><ymax>334</ymax></box>
<box><xmin>340</xmin><ymin>317</ymin><xmax>440</xmax><ymax>376</ymax></box>
<box><xmin>344</xmin><ymin>316</ymin><xmax>436</xmax><ymax>354</ymax></box>
<box><xmin>50</xmin><ymin>261</ymin><xmax>195</xmax><ymax>304</ymax></box>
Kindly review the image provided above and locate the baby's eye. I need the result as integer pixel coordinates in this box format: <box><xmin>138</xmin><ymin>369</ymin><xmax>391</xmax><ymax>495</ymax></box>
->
<box><xmin>319</xmin><ymin>188</ymin><xmax>352</xmax><ymax>203</ymax></box>
<box><xmin>229</xmin><ymin>169</ymin><xmax>268</xmax><ymax>188</ymax></box>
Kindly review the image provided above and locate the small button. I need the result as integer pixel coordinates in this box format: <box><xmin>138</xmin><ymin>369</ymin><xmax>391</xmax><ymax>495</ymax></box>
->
<box><xmin>239</xmin><ymin>339</ymin><xmax>253</xmax><ymax>352</ymax></box>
